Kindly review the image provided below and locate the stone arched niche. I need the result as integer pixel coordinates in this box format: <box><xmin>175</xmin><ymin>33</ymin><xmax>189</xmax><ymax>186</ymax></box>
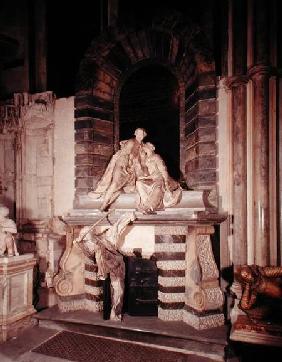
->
<box><xmin>74</xmin><ymin>14</ymin><xmax>217</xmax><ymax>207</ymax></box>
<box><xmin>119</xmin><ymin>63</ymin><xmax>180</xmax><ymax>179</ymax></box>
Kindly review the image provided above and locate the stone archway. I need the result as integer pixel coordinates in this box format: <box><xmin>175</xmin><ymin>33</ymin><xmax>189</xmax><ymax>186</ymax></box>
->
<box><xmin>74</xmin><ymin>14</ymin><xmax>217</xmax><ymax>207</ymax></box>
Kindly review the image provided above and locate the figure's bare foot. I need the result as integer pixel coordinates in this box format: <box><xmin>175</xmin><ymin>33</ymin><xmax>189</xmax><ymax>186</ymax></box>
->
<box><xmin>143</xmin><ymin>209</ymin><xmax>156</xmax><ymax>215</ymax></box>
<box><xmin>110</xmin><ymin>310</ymin><xmax>122</xmax><ymax>321</ymax></box>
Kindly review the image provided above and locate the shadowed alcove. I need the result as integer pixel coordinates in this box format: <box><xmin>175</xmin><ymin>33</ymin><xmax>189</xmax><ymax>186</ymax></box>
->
<box><xmin>119</xmin><ymin>64</ymin><xmax>180</xmax><ymax>179</ymax></box>
<box><xmin>74</xmin><ymin>14</ymin><xmax>218</xmax><ymax>203</ymax></box>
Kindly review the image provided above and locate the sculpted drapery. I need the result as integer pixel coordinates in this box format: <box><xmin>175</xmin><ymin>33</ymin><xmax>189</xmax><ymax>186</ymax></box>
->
<box><xmin>88</xmin><ymin>128</ymin><xmax>147</xmax><ymax>211</ymax></box>
<box><xmin>88</xmin><ymin>128</ymin><xmax>182</xmax><ymax>213</ymax></box>
<box><xmin>0</xmin><ymin>206</ymin><xmax>18</xmax><ymax>257</ymax></box>
<box><xmin>75</xmin><ymin>212</ymin><xmax>136</xmax><ymax>320</ymax></box>
<box><xmin>136</xmin><ymin>142</ymin><xmax>181</xmax><ymax>214</ymax></box>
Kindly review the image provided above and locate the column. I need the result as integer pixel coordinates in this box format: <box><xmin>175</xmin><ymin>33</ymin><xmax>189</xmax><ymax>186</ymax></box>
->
<box><xmin>249</xmin><ymin>65</ymin><xmax>271</xmax><ymax>265</ymax></box>
<box><xmin>34</xmin><ymin>0</ymin><xmax>47</xmax><ymax>92</ymax></box>
<box><xmin>226</xmin><ymin>76</ymin><xmax>248</xmax><ymax>266</ymax></box>
<box><xmin>279</xmin><ymin>78</ymin><xmax>282</xmax><ymax>265</ymax></box>
<box><xmin>248</xmin><ymin>0</ymin><xmax>271</xmax><ymax>266</ymax></box>
<box><xmin>224</xmin><ymin>0</ymin><xmax>248</xmax><ymax>267</ymax></box>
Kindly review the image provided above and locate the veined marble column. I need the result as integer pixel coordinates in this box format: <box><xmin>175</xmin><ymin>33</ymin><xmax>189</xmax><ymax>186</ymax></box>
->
<box><xmin>249</xmin><ymin>65</ymin><xmax>271</xmax><ymax>266</ymax></box>
<box><xmin>225</xmin><ymin>76</ymin><xmax>248</xmax><ymax>266</ymax></box>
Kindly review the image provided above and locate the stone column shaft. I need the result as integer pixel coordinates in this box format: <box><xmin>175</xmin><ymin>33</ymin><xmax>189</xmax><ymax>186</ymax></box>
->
<box><xmin>226</xmin><ymin>76</ymin><xmax>248</xmax><ymax>265</ymax></box>
<box><xmin>254</xmin><ymin>0</ymin><xmax>270</xmax><ymax>65</ymax></box>
<box><xmin>250</xmin><ymin>66</ymin><xmax>271</xmax><ymax>265</ymax></box>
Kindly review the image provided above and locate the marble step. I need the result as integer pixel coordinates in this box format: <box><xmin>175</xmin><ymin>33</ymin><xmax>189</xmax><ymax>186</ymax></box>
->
<box><xmin>33</xmin><ymin>306</ymin><xmax>229</xmax><ymax>361</ymax></box>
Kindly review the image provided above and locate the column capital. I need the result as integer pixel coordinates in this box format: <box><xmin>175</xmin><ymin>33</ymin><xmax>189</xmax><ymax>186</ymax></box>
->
<box><xmin>248</xmin><ymin>64</ymin><xmax>274</xmax><ymax>80</ymax></box>
<box><xmin>224</xmin><ymin>75</ymin><xmax>249</xmax><ymax>90</ymax></box>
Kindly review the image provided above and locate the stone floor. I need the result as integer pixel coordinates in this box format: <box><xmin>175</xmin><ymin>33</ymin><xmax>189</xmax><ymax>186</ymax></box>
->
<box><xmin>0</xmin><ymin>325</ymin><xmax>227</xmax><ymax>362</ymax></box>
<box><xmin>0</xmin><ymin>326</ymin><xmax>60</xmax><ymax>362</ymax></box>
<box><xmin>35</xmin><ymin>306</ymin><xmax>229</xmax><ymax>346</ymax></box>
<box><xmin>0</xmin><ymin>306</ymin><xmax>230</xmax><ymax>361</ymax></box>
<box><xmin>1</xmin><ymin>307</ymin><xmax>282</xmax><ymax>362</ymax></box>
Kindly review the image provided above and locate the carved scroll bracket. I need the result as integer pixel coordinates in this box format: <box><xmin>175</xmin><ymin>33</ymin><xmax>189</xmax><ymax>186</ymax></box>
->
<box><xmin>184</xmin><ymin>226</ymin><xmax>224</xmax><ymax>329</ymax></box>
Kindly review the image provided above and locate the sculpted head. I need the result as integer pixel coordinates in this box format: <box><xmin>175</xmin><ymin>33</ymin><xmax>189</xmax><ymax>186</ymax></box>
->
<box><xmin>134</xmin><ymin>128</ymin><xmax>147</xmax><ymax>143</ymax></box>
<box><xmin>144</xmin><ymin>142</ymin><xmax>155</xmax><ymax>156</ymax></box>
<box><xmin>237</xmin><ymin>265</ymin><xmax>255</xmax><ymax>284</ymax></box>
<box><xmin>0</xmin><ymin>206</ymin><xmax>9</xmax><ymax>220</ymax></box>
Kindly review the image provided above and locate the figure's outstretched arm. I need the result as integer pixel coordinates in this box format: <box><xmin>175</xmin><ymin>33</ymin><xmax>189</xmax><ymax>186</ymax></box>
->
<box><xmin>260</xmin><ymin>266</ymin><xmax>282</xmax><ymax>278</ymax></box>
<box><xmin>105</xmin><ymin>212</ymin><xmax>136</xmax><ymax>248</ymax></box>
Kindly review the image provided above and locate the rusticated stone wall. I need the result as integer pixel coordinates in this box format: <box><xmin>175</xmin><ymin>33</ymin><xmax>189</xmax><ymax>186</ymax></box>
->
<box><xmin>185</xmin><ymin>72</ymin><xmax>217</xmax><ymax>189</ymax></box>
<box><xmin>74</xmin><ymin>14</ymin><xmax>218</xmax><ymax>206</ymax></box>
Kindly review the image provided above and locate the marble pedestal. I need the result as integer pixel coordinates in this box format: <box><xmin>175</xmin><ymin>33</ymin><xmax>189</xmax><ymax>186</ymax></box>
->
<box><xmin>55</xmin><ymin>191</ymin><xmax>226</xmax><ymax>330</ymax></box>
<box><xmin>18</xmin><ymin>223</ymin><xmax>66</xmax><ymax>310</ymax></box>
<box><xmin>183</xmin><ymin>225</ymin><xmax>225</xmax><ymax>329</ymax></box>
<box><xmin>0</xmin><ymin>254</ymin><xmax>36</xmax><ymax>342</ymax></box>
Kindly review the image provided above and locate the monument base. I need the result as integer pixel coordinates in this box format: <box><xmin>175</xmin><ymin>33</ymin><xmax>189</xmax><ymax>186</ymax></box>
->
<box><xmin>230</xmin><ymin>315</ymin><xmax>282</xmax><ymax>347</ymax></box>
<box><xmin>0</xmin><ymin>254</ymin><xmax>37</xmax><ymax>342</ymax></box>
<box><xmin>55</xmin><ymin>201</ymin><xmax>226</xmax><ymax>330</ymax></box>
<box><xmin>183</xmin><ymin>309</ymin><xmax>225</xmax><ymax>330</ymax></box>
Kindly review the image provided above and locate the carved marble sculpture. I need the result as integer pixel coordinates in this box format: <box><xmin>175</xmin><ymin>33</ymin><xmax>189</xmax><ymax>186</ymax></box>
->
<box><xmin>0</xmin><ymin>206</ymin><xmax>19</xmax><ymax>257</ymax></box>
<box><xmin>54</xmin><ymin>231</ymin><xmax>86</xmax><ymax>299</ymax></box>
<box><xmin>136</xmin><ymin>142</ymin><xmax>182</xmax><ymax>214</ymax></box>
<box><xmin>236</xmin><ymin>265</ymin><xmax>282</xmax><ymax>321</ymax></box>
<box><xmin>88</xmin><ymin>128</ymin><xmax>147</xmax><ymax>211</ymax></box>
<box><xmin>55</xmin><ymin>212</ymin><xmax>136</xmax><ymax>320</ymax></box>
<box><xmin>75</xmin><ymin>212</ymin><xmax>136</xmax><ymax>320</ymax></box>
<box><xmin>88</xmin><ymin>128</ymin><xmax>182</xmax><ymax>213</ymax></box>
<box><xmin>45</xmin><ymin>216</ymin><xmax>69</xmax><ymax>288</ymax></box>
<box><xmin>88</xmin><ymin>140</ymin><xmax>134</xmax><ymax>211</ymax></box>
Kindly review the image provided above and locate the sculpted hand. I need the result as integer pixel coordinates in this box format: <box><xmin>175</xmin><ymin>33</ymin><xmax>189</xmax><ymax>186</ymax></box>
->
<box><xmin>127</xmin><ymin>211</ymin><xmax>136</xmax><ymax>223</ymax></box>
<box><xmin>165</xmin><ymin>182</ymin><xmax>170</xmax><ymax>191</ymax></box>
<box><xmin>73</xmin><ymin>238</ymin><xmax>80</xmax><ymax>245</ymax></box>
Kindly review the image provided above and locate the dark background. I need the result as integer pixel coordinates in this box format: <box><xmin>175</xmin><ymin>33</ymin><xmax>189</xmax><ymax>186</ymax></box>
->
<box><xmin>46</xmin><ymin>0</ymin><xmax>222</xmax><ymax>97</ymax></box>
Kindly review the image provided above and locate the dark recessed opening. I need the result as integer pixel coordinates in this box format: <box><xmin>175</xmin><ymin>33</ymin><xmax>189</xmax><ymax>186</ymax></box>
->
<box><xmin>119</xmin><ymin>64</ymin><xmax>180</xmax><ymax>180</ymax></box>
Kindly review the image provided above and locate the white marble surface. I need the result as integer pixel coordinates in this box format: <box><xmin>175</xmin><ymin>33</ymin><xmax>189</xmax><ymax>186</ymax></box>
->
<box><xmin>117</xmin><ymin>224</ymin><xmax>155</xmax><ymax>258</ymax></box>
<box><xmin>79</xmin><ymin>190</ymin><xmax>209</xmax><ymax>210</ymax></box>
<box><xmin>0</xmin><ymin>253</ymin><xmax>36</xmax><ymax>342</ymax></box>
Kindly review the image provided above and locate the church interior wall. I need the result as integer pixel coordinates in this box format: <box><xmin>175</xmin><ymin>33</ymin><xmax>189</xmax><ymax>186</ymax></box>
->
<box><xmin>0</xmin><ymin>0</ymin><xmax>282</xmax><ymax>350</ymax></box>
<box><xmin>53</xmin><ymin>97</ymin><xmax>75</xmax><ymax>216</ymax></box>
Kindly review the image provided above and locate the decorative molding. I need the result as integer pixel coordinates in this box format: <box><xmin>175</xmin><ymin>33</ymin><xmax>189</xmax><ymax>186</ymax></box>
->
<box><xmin>247</xmin><ymin>64</ymin><xmax>274</xmax><ymax>79</ymax></box>
<box><xmin>183</xmin><ymin>310</ymin><xmax>224</xmax><ymax>330</ymax></box>
<box><xmin>224</xmin><ymin>75</ymin><xmax>249</xmax><ymax>89</ymax></box>
<box><xmin>158</xmin><ymin>308</ymin><xmax>183</xmax><ymax>321</ymax></box>
<box><xmin>184</xmin><ymin>228</ymin><xmax>224</xmax><ymax>328</ymax></box>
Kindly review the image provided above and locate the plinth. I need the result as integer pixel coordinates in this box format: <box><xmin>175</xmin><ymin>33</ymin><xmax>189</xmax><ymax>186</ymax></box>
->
<box><xmin>55</xmin><ymin>191</ymin><xmax>227</xmax><ymax>330</ymax></box>
<box><xmin>0</xmin><ymin>253</ymin><xmax>36</xmax><ymax>342</ymax></box>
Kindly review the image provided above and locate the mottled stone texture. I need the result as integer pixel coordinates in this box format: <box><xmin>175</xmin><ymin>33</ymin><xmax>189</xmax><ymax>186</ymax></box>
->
<box><xmin>156</xmin><ymin>232</ymin><xmax>186</xmax><ymax>321</ymax></box>
<box><xmin>185</xmin><ymin>72</ymin><xmax>218</xmax><ymax>189</ymax></box>
<box><xmin>228</xmin><ymin>78</ymin><xmax>248</xmax><ymax>266</ymax></box>
<box><xmin>74</xmin><ymin>15</ymin><xmax>217</xmax><ymax>205</ymax></box>
<box><xmin>74</xmin><ymin>93</ymin><xmax>114</xmax><ymax>202</ymax></box>
<box><xmin>251</xmin><ymin>68</ymin><xmax>271</xmax><ymax>265</ymax></box>
<box><xmin>0</xmin><ymin>254</ymin><xmax>36</xmax><ymax>342</ymax></box>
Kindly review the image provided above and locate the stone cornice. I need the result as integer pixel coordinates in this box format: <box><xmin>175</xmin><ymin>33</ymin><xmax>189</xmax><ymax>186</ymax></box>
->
<box><xmin>247</xmin><ymin>64</ymin><xmax>274</xmax><ymax>79</ymax></box>
<box><xmin>224</xmin><ymin>75</ymin><xmax>249</xmax><ymax>89</ymax></box>
<box><xmin>223</xmin><ymin>65</ymin><xmax>279</xmax><ymax>90</ymax></box>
